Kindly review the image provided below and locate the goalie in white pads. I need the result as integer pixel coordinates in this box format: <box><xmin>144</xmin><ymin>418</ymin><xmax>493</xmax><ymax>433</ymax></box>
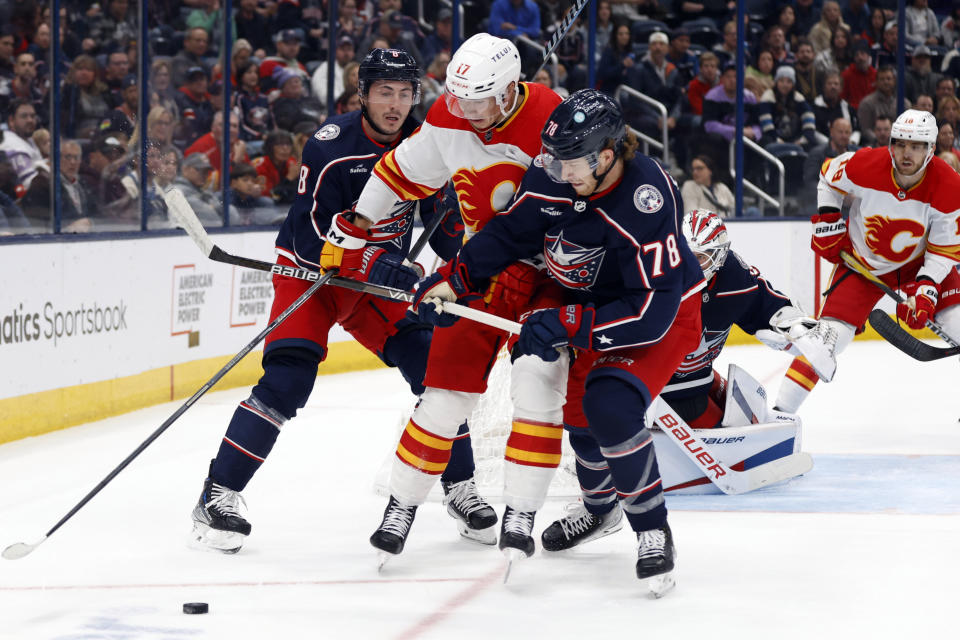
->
<box><xmin>542</xmin><ymin>209</ymin><xmax>823</xmax><ymax>552</ymax></box>
<box><xmin>776</xmin><ymin>108</ymin><xmax>960</xmax><ymax>412</ymax></box>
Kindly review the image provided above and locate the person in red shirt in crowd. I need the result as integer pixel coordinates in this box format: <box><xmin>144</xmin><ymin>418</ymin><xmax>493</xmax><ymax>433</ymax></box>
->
<box><xmin>184</xmin><ymin>109</ymin><xmax>249</xmax><ymax>187</ymax></box>
<box><xmin>840</xmin><ymin>39</ymin><xmax>876</xmax><ymax>110</ymax></box>
<box><xmin>252</xmin><ymin>130</ymin><xmax>298</xmax><ymax>204</ymax></box>
<box><xmin>686</xmin><ymin>51</ymin><xmax>719</xmax><ymax>117</ymax></box>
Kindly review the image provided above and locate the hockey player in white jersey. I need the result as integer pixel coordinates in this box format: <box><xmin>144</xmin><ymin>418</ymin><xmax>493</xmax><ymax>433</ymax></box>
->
<box><xmin>319</xmin><ymin>34</ymin><xmax>570</xmax><ymax>562</ymax></box>
<box><xmin>777</xmin><ymin>108</ymin><xmax>960</xmax><ymax>411</ymax></box>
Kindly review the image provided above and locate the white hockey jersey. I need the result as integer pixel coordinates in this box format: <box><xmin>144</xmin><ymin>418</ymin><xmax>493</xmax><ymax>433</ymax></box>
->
<box><xmin>355</xmin><ymin>82</ymin><xmax>561</xmax><ymax>236</ymax></box>
<box><xmin>818</xmin><ymin>146</ymin><xmax>960</xmax><ymax>283</ymax></box>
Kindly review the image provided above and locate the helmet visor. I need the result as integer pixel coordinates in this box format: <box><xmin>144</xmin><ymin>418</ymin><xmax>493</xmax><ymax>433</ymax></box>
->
<box><xmin>539</xmin><ymin>146</ymin><xmax>599</xmax><ymax>184</ymax></box>
<box><xmin>444</xmin><ymin>90</ymin><xmax>500</xmax><ymax>120</ymax></box>
<box><xmin>364</xmin><ymin>80</ymin><xmax>420</xmax><ymax>105</ymax></box>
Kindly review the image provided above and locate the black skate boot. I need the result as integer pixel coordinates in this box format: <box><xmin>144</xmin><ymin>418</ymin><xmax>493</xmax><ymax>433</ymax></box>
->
<box><xmin>636</xmin><ymin>522</ymin><xmax>676</xmax><ymax>597</ymax></box>
<box><xmin>370</xmin><ymin>496</ymin><xmax>418</xmax><ymax>568</ymax></box>
<box><xmin>442</xmin><ymin>478</ymin><xmax>498</xmax><ymax>545</ymax></box>
<box><xmin>541</xmin><ymin>503</ymin><xmax>624</xmax><ymax>552</ymax></box>
<box><xmin>191</xmin><ymin>462</ymin><xmax>251</xmax><ymax>554</ymax></box>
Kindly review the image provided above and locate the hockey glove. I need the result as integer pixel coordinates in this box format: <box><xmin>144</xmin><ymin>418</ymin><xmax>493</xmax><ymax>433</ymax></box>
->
<box><xmin>342</xmin><ymin>246</ymin><xmax>422</xmax><ymax>291</ymax></box>
<box><xmin>896</xmin><ymin>277</ymin><xmax>939</xmax><ymax>330</ymax></box>
<box><xmin>320</xmin><ymin>211</ymin><xmax>367</xmax><ymax>273</ymax></box>
<box><xmin>516</xmin><ymin>305</ymin><xmax>595</xmax><ymax>362</ymax></box>
<box><xmin>810</xmin><ymin>211</ymin><xmax>850</xmax><ymax>264</ymax></box>
<box><xmin>409</xmin><ymin>260</ymin><xmax>477</xmax><ymax>327</ymax></box>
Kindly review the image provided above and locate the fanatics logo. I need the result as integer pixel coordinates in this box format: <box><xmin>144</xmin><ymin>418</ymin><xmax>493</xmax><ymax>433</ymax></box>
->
<box><xmin>634</xmin><ymin>184</ymin><xmax>664</xmax><ymax>213</ymax></box>
<box><xmin>315</xmin><ymin>124</ymin><xmax>341</xmax><ymax>141</ymax></box>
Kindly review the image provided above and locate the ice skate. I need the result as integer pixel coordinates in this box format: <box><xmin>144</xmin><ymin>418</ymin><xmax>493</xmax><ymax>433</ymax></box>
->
<box><xmin>370</xmin><ymin>496</ymin><xmax>417</xmax><ymax>569</ymax></box>
<box><xmin>191</xmin><ymin>468</ymin><xmax>251</xmax><ymax>554</ymax></box>
<box><xmin>789</xmin><ymin>321</ymin><xmax>839</xmax><ymax>382</ymax></box>
<box><xmin>541</xmin><ymin>503</ymin><xmax>623</xmax><ymax>552</ymax></box>
<box><xmin>442</xmin><ymin>478</ymin><xmax>498</xmax><ymax>545</ymax></box>
<box><xmin>636</xmin><ymin>523</ymin><xmax>676</xmax><ymax>598</ymax></box>
<box><xmin>499</xmin><ymin>506</ymin><xmax>535</xmax><ymax>582</ymax></box>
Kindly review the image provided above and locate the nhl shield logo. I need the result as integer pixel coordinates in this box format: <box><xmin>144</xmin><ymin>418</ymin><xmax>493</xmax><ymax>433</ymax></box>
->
<box><xmin>315</xmin><ymin>124</ymin><xmax>341</xmax><ymax>141</ymax></box>
<box><xmin>634</xmin><ymin>184</ymin><xmax>664</xmax><ymax>213</ymax></box>
<box><xmin>574</xmin><ymin>200</ymin><xmax>586</xmax><ymax>212</ymax></box>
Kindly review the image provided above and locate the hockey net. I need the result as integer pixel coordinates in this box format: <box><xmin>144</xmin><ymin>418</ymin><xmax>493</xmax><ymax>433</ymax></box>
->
<box><xmin>373</xmin><ymin>345</ymin><xmax>582</xmax><ymax>502</ymax></box>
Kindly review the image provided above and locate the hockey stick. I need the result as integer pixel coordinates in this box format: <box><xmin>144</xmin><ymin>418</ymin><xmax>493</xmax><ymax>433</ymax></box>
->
<box><xmin>649</xmin><ymin>396</ymin><xmax>813</xmax><ymax>495</ymax></box>
<box><xmin>532</xmin><ymin>0</ymin><xmax>592</xmax><ymax>78</ymax></box>
<box><xmin>839</xmin><ymin>251</ymin><xmax>960</xmax><ymax>349</ymax></box>
<box><xmin>2</xmin><ymin>269</ymin><xmax>338</xmax><ymax>560</ymax></box>
<box><xmin>867</xmin><ymin>309</ymin><xmax>960</xmax><ymax>361</ymax></box>
<box><xmin>163</xmin><ymin>189</ymin><xmax>522</xmax><ymax>335</ymax></box>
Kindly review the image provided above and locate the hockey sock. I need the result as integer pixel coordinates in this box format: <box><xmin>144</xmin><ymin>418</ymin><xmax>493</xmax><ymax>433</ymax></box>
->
<box><xmin>583</xmin><ymin>377</ymin><xmax>667</xmax><ymax>532</ymax></box>
<box><xmin>391</xmin><ymin>418</ymin><xmax>455</xmax><ymax>504</ymax></box>
<box><xmin>440</xmin><ymin>422</ymin><xmax>475</xmax><ymax>484</ymax></box>
<box><xmin>503</xmin><ymin>418</ymin><xmax>564</xmax><ymax>512</ymax></box>
<box><xmin>567</xmin><ymin>429</ymin><xmax>618</xmax><ymax>516</ymax></box>
<box><xmin>775</xmin><ymin>356</ymin><xmax>819</xmax><ymax>413</ymax></box>
<box><xmin>212</xmin><ymin>394</ymin><xmax>286</xmax><ymax>491</ymax></box>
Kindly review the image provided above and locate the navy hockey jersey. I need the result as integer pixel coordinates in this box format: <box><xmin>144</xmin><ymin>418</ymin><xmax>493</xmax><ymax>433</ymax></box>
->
<box><xmin>457</xmin><ymin>154</ymin><xmax>706</xmax><ymax>351</ymax></box>
<box><xmin>274</xmin><ymin>111</ymin><xmax>459</xmax><ymax>269</ymax></box>
<box><xmin>661</xmin><ymin>251</ymin><xmax>790</xmax><ymax>401</ymax></box>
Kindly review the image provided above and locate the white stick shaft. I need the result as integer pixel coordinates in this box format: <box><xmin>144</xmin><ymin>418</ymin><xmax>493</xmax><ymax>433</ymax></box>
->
<box><xmin>440</xmin><ymin>301</ymin><xmax>522</xmax><ymax>335</ymax></box>
<box><xmin>164</xmin><ymin>188</ymin><xmax>214</xmax><ymax>256</ymax></box>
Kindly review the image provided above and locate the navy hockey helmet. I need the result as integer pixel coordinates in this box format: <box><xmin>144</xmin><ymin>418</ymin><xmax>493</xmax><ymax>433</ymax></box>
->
<box><xmin>358</xmin><ymin>48</ymin><xmax>421</xmax><ymax>104</ymax></box>
<box><xmin>539</xmin><ymin>89</ymin><xmax>626</xmax><ymax>184</ymax></box>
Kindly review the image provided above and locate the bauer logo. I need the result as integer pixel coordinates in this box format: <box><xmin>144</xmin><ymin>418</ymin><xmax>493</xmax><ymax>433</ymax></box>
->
<box><xmin>634</xmin><ymin>185</ymin><xmax>664</xmax><ymax>213</ymax></box>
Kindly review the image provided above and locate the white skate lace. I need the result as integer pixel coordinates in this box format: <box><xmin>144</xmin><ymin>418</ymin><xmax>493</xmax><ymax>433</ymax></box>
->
<box><xmin>381</xmin><ymin>501</ymin><xmax>416</xmax><ymax>537</ymax></box>
<box><xmin>637</xmin><ymin>528</ymin><xmax>667</xmax><ymax>560</ymax></box>
<box><xmin>447</xmin><ymin>480</ymin><xmax>488</xmax><ymax>516</ymax></box>
<box><xmin>206</xmin><ymin>483</ymin><xmax>246</xmax><ymax>518</ymax></box>
<box><xmin>559</xmin><ymin>504</ymin><xmax>597</xmax><ymax>539</ymax></box>
<box><xmin>503</xmin><ymin>509</ymin><xmax>535</xmax><ymax>536</ymax></box>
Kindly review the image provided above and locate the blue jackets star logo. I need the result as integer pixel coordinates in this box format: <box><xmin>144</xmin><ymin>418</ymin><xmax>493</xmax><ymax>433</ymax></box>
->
<box><xmin>544</xmin><ymin>231</ymin><xmax>605</xmax><ymax>289</ymax></box>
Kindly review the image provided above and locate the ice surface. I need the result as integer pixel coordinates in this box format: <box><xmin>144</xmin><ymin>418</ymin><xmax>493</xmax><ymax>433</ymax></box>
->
<box><xmin>1</xmin><ymin>342</ymin><xmax>957</xmax><ymax>639</ymax></box>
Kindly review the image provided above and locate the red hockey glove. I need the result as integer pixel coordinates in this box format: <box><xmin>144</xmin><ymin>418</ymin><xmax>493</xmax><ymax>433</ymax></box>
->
<box><xmin>516</xmin><ymin>305</ymin><xmax>595</xmax><ymax>362</ymax></box>
<box><xmin>409</xmin><ymin>259</ymin><xmax>478</xmax><ymax>327</ymax></box>
<box><xmin>320</xmin><ymin>211</ymin><xmax>367</xmax><ymax>273</ymax></box>
<box><xmin>896</xmin><ymin>277</ymin><xmax>939</xmax><ymax>330</ymax></box>
<box><xmin>810</xmin><ymin>211</ymin><xmax>850</xmax><ymax>264</ymax></box>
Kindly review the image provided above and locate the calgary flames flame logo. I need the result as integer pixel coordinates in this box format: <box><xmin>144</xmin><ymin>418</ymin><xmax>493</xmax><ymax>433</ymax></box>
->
<box><xmin>452</xmin><ymin>162</ymin><xmax>528</xmax><ymax>233</ymax></box>
<box><xmin>863</xmin><ymin>215</ymin><xmax>926</xmax><ymax>262</ymax></box>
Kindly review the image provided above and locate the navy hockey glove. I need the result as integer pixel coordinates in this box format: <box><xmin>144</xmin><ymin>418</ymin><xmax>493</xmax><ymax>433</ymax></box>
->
<box><xmin>516</xmin><ymin>305</ymin><xmax>595</xmax><ymax>362</ymax></box>
<box><xmin>343</xmin><ymin>245</ymin><xmax>421</xmax><ymax>291</ymax></box>
<box><xmin>409</xmin><ymin>260</ymin><xmax>477</xmax><ymax>327</ymax></box>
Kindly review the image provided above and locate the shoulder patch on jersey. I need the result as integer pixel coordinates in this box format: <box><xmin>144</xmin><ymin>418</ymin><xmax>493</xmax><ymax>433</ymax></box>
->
<box><xmin>533</xmin><ymin>154</ymin><xmax>544</xmax><ymax>168</ymax></box>
<box><xmin>634</xmin><ymin>184</ymin><xmax>664</xmax><ymax>213</ymax></box>
<box><xmin>314</xmin><ymin>124</ymin><xmax>341</xmax><ymax>141</ymax></box>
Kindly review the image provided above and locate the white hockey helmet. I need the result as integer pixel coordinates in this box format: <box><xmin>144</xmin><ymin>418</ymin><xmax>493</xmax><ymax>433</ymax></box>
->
<box><xmin>444</xmin><ymin>33</ymin><xmax>522</xmax><ymax>120</ymax></box>
<box><xmin>889</xmin><ymin>108</ymin><xmax>937</xmax><ymax>173</ymax></box>
<box><xmin>682</xmin><ymin>209</ymin><xmax>730</xmax><ymax>281</ymax></box>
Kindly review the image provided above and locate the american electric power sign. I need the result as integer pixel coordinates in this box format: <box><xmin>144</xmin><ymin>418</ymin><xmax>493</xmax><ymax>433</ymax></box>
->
<box><xmin>0</xmin><ymin>300</ymin><xmax>128</xmax><ymax>347</ymax></box>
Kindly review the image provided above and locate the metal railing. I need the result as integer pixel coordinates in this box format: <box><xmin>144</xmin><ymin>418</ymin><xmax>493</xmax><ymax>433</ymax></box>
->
<box><xmin>515</xmin><ymin>35</ymin><xmax>558</xmax><ymax>84</ymax></box>
<box><xmin>614</xmin><ymin>85</ymin><xmax>668</xmax><ymax>167</ymax></box>
<box><xmin>729</xmin><ymin>136</ymin><xmax>785</xmax><ymax>217</ymax></box>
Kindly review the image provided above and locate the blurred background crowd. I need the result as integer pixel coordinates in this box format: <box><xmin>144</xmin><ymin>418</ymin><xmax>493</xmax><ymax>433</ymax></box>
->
<box><xmin>0</xmin><ymin>0</ymin><xmax>958</xmax><ymax>233</ymax></box>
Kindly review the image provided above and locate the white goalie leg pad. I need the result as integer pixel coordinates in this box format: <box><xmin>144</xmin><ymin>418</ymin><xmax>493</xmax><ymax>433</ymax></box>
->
<box><xmin>934</xmin><ymin>305</ymin><xmax>960</xmax><ymax>340</ymax></box>
<box><xmin>389</xmin><ymin>387</ymin><xmax>481</xmax><ymax>506</ymax></box>
<box><xmin>503</xmin><ymin>352</ymin><xmax>570</xmax><ymax>512</ymax></box>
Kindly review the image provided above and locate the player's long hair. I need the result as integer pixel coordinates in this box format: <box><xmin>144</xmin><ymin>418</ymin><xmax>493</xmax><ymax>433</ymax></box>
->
<box><xmin>618</xmin><ymin>130</ymin><xmax>639</xmax><ymax>162</ymax></box>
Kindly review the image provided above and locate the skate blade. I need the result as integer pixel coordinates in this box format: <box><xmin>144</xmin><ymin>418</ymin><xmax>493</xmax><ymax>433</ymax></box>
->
<box><xmin>456</xmin><ymin>522</ymin><xmax>497</xmax><ymax>546</ymax></box>
<box><xmin>501</xmin><ymin>548</ymin><xmax>527</xmax><ymax>584</ymax></box>
<box><xmin>191</xmin><ymin>522</ymin><xmax>244</xmax><ymax>554</ymax></box>
<box><xmin>645</xmin><ymin>570</ymin><xmax>677</xmax><ymax>598</ymax></box>
<box><xmin>376</xmin><ymin>551</ymin><xmax>395</xmax><ymax>572</ymax></box>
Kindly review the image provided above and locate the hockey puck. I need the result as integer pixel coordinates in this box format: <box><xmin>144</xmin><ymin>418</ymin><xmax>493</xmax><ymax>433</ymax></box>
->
<box><xmin>183</xmin><ymin>602</ymin><xmax>209</xmax><ymax>615</ymax></box>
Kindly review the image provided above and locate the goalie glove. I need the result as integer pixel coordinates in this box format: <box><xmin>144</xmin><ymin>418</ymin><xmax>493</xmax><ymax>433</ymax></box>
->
<box><xmin>896</xmin><ymin>277</ymin><xmax>939</xmax><ymax>330</ymax></box>
<box><xmin>755</xmin><ymin>306</ymin><xmax>818</xmax><ymax>351</ymax></box>
<box><xmin>810</xmin><ymin>210</ymin><xmax>850</xmax><ymax>264</ymax></box>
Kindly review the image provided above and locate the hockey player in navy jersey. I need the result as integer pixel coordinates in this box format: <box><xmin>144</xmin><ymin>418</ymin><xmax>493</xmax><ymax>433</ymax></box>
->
<box><xmin>189</xmin><ymin>49</ymin><xmax>495</xmax><ymax>553</ymax></box>
<box><xmin>410</xmin><ymin>89</ymin><xmax>706</xmax><ymax>593</ymax></box>
<box><xmin>539</xmin><ymin>208</ymin><xmax>830</xmax><ymax>553</ymax></box>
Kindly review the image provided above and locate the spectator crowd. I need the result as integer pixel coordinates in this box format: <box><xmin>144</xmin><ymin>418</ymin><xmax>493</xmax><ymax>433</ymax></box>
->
<box><xmin>1</xmin><ymin>0</ymin><xmax>959</xmax><ymax>232</ymax></box>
